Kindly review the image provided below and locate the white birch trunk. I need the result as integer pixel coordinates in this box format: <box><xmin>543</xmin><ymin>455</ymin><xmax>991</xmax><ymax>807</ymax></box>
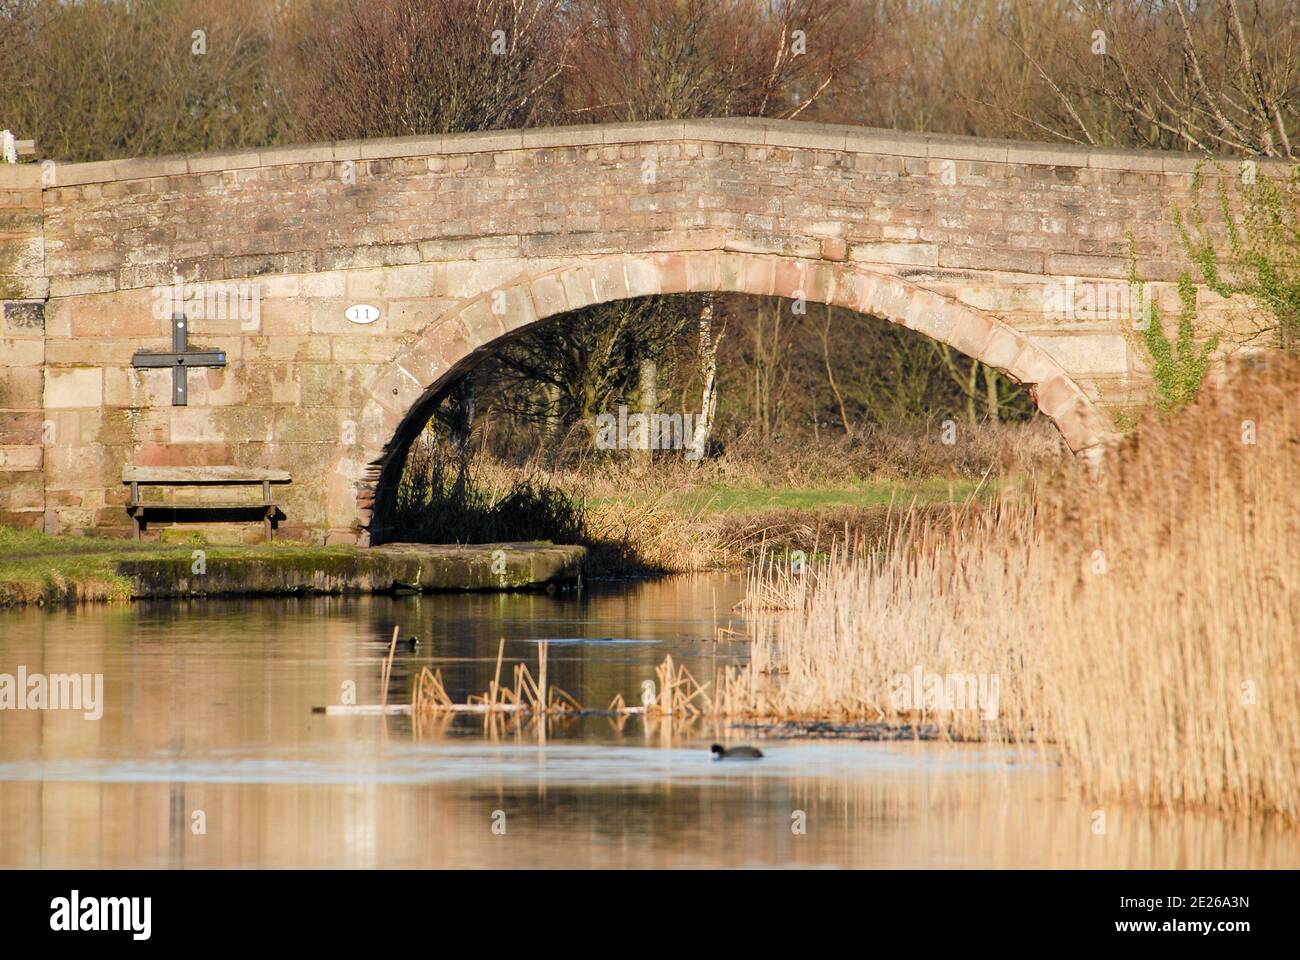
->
<box><xmin>691</xmin><ymin>298</ymin><xmax>719</xmax><ymax>461</ymax></box>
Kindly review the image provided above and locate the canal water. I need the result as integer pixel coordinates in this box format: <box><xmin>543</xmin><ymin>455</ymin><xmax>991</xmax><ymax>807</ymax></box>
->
<box><xmin>0</xmin><ymin>573</ymin><xmax>1295</xmax><ymax>868</ymax></box>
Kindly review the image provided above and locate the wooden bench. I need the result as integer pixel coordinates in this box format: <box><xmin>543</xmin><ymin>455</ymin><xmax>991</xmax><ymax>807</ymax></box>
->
<box><xmin>123</xmin><ymin>467</ymin><xmax>291</xmax><ymax>541</ymax></box>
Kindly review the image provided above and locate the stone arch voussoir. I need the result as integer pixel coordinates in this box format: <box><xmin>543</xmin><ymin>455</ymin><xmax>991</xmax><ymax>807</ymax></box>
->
<box><xmin>345</xmin><ymin>251</ymin><xmax>1113</xmax><ymax>541</ymax></box>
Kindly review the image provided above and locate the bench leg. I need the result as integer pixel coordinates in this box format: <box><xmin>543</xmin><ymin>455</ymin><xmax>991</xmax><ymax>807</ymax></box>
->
<box><xmin>265</xmin><ymin>510</ymin><xmax>273</xmax><ymax>542</ymax></box>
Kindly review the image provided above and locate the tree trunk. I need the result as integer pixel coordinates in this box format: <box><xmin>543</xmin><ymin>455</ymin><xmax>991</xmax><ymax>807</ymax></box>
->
<box><xmin>820</xmin><ymin>303</ymin><xmax>852</xmax><ymax>437</ymax></box>
<box><xmin>691</xmin><ymin>297</ymin><xmax>719</xmax><ymax>460</ymax></box>
<box><xmin>639</xmin><ymin>359</ymin><xmax>657</xmax><ymax>459</ymax></box>
<box><xmin>449</xmin><ymin>373</ymin><xmax>475</xmax><ymax>455</ymax></box>
<box><xmin>985</xmin><ymin>364</ymin><xmax>1000</xmax><ymax>423</ymax></box>
<box><xmin>966</xmin><ymin>358</ymin><xmax>978</xmax><ymax>425</ymax></box>
<box><xmin>544</xmin><ymin>381</ymin><xmax>562</xmax><ymax>445</ymax></box>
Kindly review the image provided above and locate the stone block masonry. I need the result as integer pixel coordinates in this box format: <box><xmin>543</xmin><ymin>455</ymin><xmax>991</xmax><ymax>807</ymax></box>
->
<box><xmin>1</xmin><ymin>163</ymin><xmax>49</xmax><ymax>530</ymax></box>
<box><xmin>1</xmin><ymin>117</ymin><xmax>1244</xmax><ymax>542</ymax></box>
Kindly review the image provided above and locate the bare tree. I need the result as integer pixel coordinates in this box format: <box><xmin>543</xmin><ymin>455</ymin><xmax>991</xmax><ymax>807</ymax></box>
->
<box><xmin>968</xmin><ymin>0</ymin><xmax>1299</xmax><ymax>157</ymax></box>
<box><xmin>561</xmin><ymin>0</ymin><xmax>876</xmax><ymax>123</ymax></box>
<box><xmin>0</xmin><ymin>0</ymin><xmax>288</xmax><ymax>161</ymax></box>
<box><xmin>743</xmin><ymin>299</ymin><xmax>794</xmax><ymax>440</ymax></box>
<box><xmin>285</xmin><ymin>0</ymin><xmax>578</xmax><ymax>140</ymax></box>
<box><xmin>469</xmin><ymin>297</ymin><xmax>699</xmax><ymax>453</ymax></box>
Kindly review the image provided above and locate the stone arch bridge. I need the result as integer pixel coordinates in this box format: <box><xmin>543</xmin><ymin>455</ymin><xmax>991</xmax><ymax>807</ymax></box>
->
<box><xmin>0</xmin><ymin>118</ymin><xmax>1231</xmax><ymax>543</ymax></box>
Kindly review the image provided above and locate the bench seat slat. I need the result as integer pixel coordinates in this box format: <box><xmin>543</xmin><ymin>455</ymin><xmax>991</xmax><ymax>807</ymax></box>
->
<box><xmin>127</xmin><ymin>502</ymin><xmax>278</xmax><ymax>511</ymax></box>
<box><xmin>122</xmin><ymin>466</ymin><xmax>291</xmax><ymax>483</ymax></box>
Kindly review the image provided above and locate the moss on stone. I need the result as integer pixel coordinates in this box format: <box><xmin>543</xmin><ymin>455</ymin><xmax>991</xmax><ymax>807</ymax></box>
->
<box><xmin>0</xmin><ymin>525</ymin><xmax>584</xmax><ymax>605</ymax></box>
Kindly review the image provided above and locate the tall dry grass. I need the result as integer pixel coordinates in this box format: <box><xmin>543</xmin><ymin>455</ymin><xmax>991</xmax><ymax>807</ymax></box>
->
<box><xmin>540</xmin><ymin>417</ymin><xmax>1063</xmax><ymax>492</ymax></box>
<box><xmin>726</xmin><ymin>358</ymin><xmax>1300</xmax><ymax>820</ymax></box>
<box><xmin>398</xmin><ymin>419</ymin><xmax>1056</xmax><ymax>572</ymax></box>
<box><xmin>1028</xmin><ymin>358</ymin><xmax>1300</xmax><ymax>818</ymax></box>
<box><xmin>715</xmin><ymin>496</ymin><xmax>1037</xmax><ymax>741</ymax></box>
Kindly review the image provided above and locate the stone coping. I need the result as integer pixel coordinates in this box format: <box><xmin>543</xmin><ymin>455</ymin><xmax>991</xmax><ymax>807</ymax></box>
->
<box><xmin>4</xmin><ymin>117</ymin><xmax>1287</xmax><ymax>190</ymax></box>
<box><xmin>117</xmin><ymin>541</ymin><xmax>586</xmax><ymax>597</ymax></box>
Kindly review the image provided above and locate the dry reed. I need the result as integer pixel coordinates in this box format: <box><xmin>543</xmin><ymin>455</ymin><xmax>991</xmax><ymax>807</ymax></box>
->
<box><xmin>380</xmin><ymin>625</ymin><xmax>399</xmax><ymax>708</ymax></box>
<box><xmin>724</xmin><ymin>359</ymin><xmax>1300</xmax><ymax>820</ymax></box>
<box><xmin>411</xmin><ymin>638</ymin><xmax>582</xmax><ymax>717</ymax></box>
<box><xmin>716</xmin><ymin>498</ymin><xmax>1034</xmax><ymax>741</ymax></box>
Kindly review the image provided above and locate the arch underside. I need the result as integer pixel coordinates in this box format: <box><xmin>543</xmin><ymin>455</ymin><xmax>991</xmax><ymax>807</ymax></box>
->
<box><xmin>351</xmin><ymin>250</ymin><xmax>1113</xmax><ymax>543</ymax></box>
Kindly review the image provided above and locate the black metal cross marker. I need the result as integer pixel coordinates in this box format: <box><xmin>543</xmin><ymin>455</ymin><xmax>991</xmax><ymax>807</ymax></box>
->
<box><xmin>130</xmin><ymin>313</ymin><xmax>226</xmax><ymax>406</ymax></box>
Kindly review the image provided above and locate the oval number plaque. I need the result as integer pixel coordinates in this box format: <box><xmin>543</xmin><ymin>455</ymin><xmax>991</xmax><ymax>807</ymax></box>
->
<box><xmin>345</xmin><ymin>303</ymin><xmax>381</xmax><ymax>324</ymax></box>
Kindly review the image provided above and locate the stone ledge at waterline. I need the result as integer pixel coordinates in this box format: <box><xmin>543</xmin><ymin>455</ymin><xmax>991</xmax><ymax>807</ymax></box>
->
<box><xmin>122</xmin><ymin>542</ymin><xmax>585</xmax><ymax>599</ymax></box>
<box><xmin>0</xmin><ymin>539</ymin><xmax>585</xmax><ymax>606</ymax></box>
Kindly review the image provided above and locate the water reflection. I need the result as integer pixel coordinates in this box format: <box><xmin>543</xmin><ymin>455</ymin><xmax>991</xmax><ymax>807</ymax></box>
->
<box><xmin>0</xmin><ymin>576</ymin><xmax>1296</xmax><ymax>868</ymax></box>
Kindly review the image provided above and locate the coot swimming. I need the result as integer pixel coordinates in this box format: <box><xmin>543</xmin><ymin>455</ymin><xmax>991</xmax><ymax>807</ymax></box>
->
<box><xmin>711</xmin><ymin>743</ymin><xmax>764</xmax><ymax>760</ymax></box>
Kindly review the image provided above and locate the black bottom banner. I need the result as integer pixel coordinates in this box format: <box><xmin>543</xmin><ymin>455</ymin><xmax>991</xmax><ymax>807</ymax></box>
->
<box><xmin>0</xmin><ymin>868</ymin><xmax>1281</xmax><ymax>947</ymax></box>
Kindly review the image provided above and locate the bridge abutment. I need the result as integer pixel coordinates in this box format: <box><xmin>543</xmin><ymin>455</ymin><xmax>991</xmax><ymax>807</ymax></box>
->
<box><xmin>0</xmin><ymin>163</ymin><xmax>48</xmax><ymax>530</ymax></box>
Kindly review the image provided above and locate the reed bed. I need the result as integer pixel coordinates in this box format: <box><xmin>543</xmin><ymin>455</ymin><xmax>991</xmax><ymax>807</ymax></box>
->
<box><xmin>714</xmin><ymin>498</ymin><xmax>1036</xmax><ymax>741</ymax></box>
<box><xmin>724</xmin><ymin>359</ymin><xmax>1300</xmax><ymax>821</ymax></box>
<box><xmin>411</xmin><ymin>639</ymin><xmax>582</xmax><ymax>717</ymax></box>
<box><xmin>406</xmin><ymin>647</ymin><xmax>708</xmax><ymax>721</ymax></box>
<box><xmin>1024</xmin><ymin>359</ymin><xmax>1300</xmax><ymax>819</ymax></box>
<box><xmin>585</xmin><ymin>496</ymin><xmax>746</xmax><ymax>573</ymax></box>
